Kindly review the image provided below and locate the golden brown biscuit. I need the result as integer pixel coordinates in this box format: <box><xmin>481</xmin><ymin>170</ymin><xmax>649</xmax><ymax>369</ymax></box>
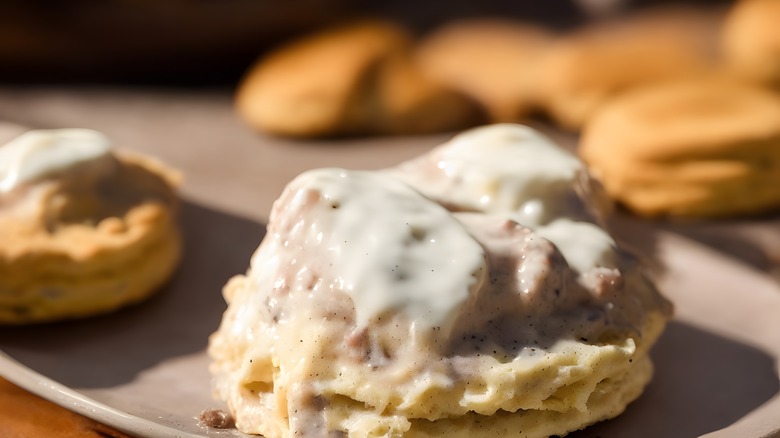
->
<box><xmin>208</xmin><ymin>125</ymin><xmax>672</xmax><ymax>437</ymax></box>
<box><xmin>580</xmin><ymin>78</ymin><xmax>780</xmax><ymax>218</ymax></box>
<box><xmin>236</xmin><ymin>21</ymin><xmax>482</xmax><ymax>137</ymax></box>
<box><xmin>722</xmin><ymin>0</ymin><xmax>780</xmax><ymax>87</ymax></box>
<box><xmin>415</xmin><ymin>20</ymin><xmax>553</xmax><ymax>123</ymax></box>
<box><xmin>538</xmin><ymin>7</ymin><xmax>722</xmax><ymax>131</ymax></box>
<box><xmin>0</xmin><ymin>129</ymin><xmax>182</xmax><ymax>324</ymax></box>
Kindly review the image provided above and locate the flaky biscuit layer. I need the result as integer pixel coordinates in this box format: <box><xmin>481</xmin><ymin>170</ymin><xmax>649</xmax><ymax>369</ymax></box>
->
<box><xmin>414</xmin><ymin>20</ymin><xmax>552</xmax><ymax>123</ymax></box>
<box><xmin>209</xmin><ymin>271</ymin><xmax>667</xmax><ymax>438</ymax></box>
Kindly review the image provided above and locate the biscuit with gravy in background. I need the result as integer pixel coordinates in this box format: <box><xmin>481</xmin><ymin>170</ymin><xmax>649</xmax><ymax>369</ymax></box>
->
<box><xmin>0</xmin><ymin>128</ymin><xmax>181</xmax><ymax>324</ymax></box>
<box><xmin>721</xmin><ymin>0</ymin><xmax>780</xmax><ymax>88</ymax></box>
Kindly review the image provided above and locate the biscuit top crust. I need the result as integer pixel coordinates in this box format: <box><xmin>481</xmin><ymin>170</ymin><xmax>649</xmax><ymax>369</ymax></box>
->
<box><xmin>0</xmin><ymin>129</ymin><xmax>113</xmax><ymax>193</ymax></box>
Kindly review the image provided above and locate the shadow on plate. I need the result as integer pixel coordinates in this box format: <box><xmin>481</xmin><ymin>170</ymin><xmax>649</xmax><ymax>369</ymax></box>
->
<box><xmin>609</xmin><ymin>211</ymin><xmax>780</xmax><ymax>283</ymax></box>
<box><xmin>569</xmin><ymin>321</ymin><xmax>779</xmax><ymax>438</ymax></box>
<box><xmin>0</xmin><ymin>200</ymin><xmax>266</xmax><ymax>388</ymax></box>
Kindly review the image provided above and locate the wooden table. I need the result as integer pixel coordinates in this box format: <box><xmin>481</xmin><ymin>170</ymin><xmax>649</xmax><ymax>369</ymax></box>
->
<box><xmin>0</xmin><ymin>377</ymin><xmax>132</xmax><ymax>437</ymax></box>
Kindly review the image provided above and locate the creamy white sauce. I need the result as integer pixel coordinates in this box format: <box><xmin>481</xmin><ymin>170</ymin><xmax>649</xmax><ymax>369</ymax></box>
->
<box><xmin>533</xmin><ymin>219</ymin><xmax>616</xmax><ymax>274</ymax></box>
<box><xmin>0</xmin><ymin>129</ymin><xmax>112</xmax><ymax>193</ymax></box>
<box><xmin>249</xmin><ymin>124</ymin><xmax>618</xmax><ymax>334</ymax></box>
<box><xmin>254</xmin><ymin>168</ymin><xmax>486</xmax><ymax>330</ymax></box>
<box><xmin>393</xmin><ymin>124</ymin><xmax>617</xmax><ymax>273</ymax></box>
<box><xmin>435</xmin><ymin>124</ymin><xmax>582</xmax><ymax>220</ymax></box>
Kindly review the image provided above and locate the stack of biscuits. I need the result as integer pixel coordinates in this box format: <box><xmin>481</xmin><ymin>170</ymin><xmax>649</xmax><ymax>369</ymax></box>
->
<box><xmin>581</xmin><ymin>0</ymin><xmax>780</xmax><ymax>218</ymax></box>
<box><xmin>235</xmin><ymin>0</ymin><xmax>780</xmax><ymax>219</ymax></box>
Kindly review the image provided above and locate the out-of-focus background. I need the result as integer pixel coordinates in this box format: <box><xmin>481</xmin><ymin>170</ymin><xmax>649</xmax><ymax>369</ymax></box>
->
<box><xmin>1</xmin><ymin>1</ymin><xmax>780</xmax><ymax>438</ymax></box>
<box><xmin>0</xmin><ymin>0</ymin><xmax>726</xmax><ymax>84</ymax></box>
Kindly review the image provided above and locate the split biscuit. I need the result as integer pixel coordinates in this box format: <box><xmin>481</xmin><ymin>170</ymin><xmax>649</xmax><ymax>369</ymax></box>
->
<box><xmin>580</xmin><ymin>78</ymin><xmax>780</xmax><ymax>218</ymax></box>
<box><xmin>236</xmin><ymin>21</ymin><xmax>483</xmax><ymax>137</ymax></box>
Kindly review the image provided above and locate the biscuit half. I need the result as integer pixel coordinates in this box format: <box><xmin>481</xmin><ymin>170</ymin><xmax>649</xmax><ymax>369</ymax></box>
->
<box><xmin>209</xmin><ymin>265</ymin><xmax>668</xmax><ymax>438</ymax></box>
<box><xmin>0</xmin><ymin>153</ymin><xmax>181</xmax><ymax>324</ymax></box>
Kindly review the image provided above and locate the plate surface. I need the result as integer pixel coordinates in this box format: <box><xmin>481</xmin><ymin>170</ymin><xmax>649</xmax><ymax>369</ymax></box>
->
<box><xmin>2</xmin><ymin>206</ymin><xmax>779</xmax><ymax>438</ymax></box>
<box><xmin>0</xmin><ymin>88</ymin><xmax>778</xmax><ymax>438</ymax></box>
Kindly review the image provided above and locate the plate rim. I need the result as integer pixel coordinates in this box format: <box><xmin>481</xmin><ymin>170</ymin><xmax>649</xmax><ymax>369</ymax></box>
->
<box><xmin>0</xmin><ymin>349</ymin><xmax>206</xmax><ymax>438</ymax></box>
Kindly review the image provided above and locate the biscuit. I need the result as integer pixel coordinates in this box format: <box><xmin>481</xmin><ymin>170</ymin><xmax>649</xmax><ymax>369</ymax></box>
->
<box><xmin>367</xmin><ymin>51</ymin><xmax>484</xmax><ymax>135</ymax></box>
<box><xmin>721</xmin><ymin>0</ymin><xmax>780</xmax><ymax>87</ymax></box>
<box><xmin>236</xmin><ymin>21</ymin><xmax>482</xmax><ymax>137</ymax></box>
<box><xmin>0</xmin><ymin>129</ymin><xmax>181</xmax><ymax>324</ymax></box>
<box><xmin>208</xmin><ymin>124</ymin><xmax>671</xmax><ymax>437</ymax></box>
<box><xmin>580</xmin><ymin>78</ymin><xmax>780</xmax><ymax>218</ymax></box>
<box><xmin>415</xmin><ymin>20</ymin><xmax>553</xmax><ymax>123</ymax></box>
<box><xmin>537</xmin><ymin>7</ymin><xmax>722</xmax><ymax>131</ymax></box>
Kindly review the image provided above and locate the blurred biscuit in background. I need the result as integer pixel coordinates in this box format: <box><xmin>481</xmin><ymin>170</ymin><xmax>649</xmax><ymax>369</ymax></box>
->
<box><xmin>414</xmin><ymin>19</ymin><xmax>553</xmax><ymax>123</ymax></box>
<box><xmin>369</xmin><ymin>50</ymin><xmax>486</xmax><ymax>135</ymax></box>
<box><xmin>236</xmin><ymin>21</ymin><xmax>408</xmax><ymax>137</ymax></box>
<box><xmin>236</xmin><ymin>21</ymin><xmax>483</xmax><ymax>138</ymax></box>
<box><xmin>0</xmin><ymin>129</ymin><xmax>182</xmax><ymax>324</ymax></box>
<box><xmin>580</xmin><ymin>77</ymin><xmax>780</xmax><ymax>218</ymax></box>
<box><xmin>721</xmin><ymin>0</ymin><xmax>780</xmax><ymax>88</ymax></box>
<box><xmin>537</xmin><ymin>6</ymin><xmax>723</xmax><ymax>131</ymax></box>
